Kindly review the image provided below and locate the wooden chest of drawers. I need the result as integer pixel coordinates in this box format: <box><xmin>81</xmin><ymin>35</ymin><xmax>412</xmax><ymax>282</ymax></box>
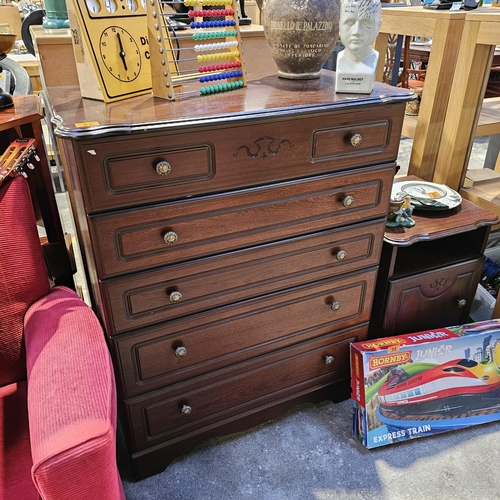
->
<box><xmin>45</xmin><ymin>72</ymin><xmax>412</xmax><ymax>479</ymax></box>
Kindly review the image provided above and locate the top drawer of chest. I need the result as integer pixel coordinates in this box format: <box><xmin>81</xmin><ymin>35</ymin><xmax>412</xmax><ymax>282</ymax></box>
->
<box><xmin>73</xmin><ymin>104</ymin><xmax>404</xmax><ymax>213</ymax></box>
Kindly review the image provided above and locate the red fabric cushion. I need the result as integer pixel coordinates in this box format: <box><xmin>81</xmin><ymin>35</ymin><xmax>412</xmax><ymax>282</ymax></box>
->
<box><xmin>0</xmin><ymin>176</ymin><xmax>50</xmax><ymax>387</ymax></box>
<box><xmin>0</xmin><ymin>381</ymin><xmax>40</xmax><ymax>500</ymax></box>
<box><xmin>24</xmin><ymin>286</ymin><xmax>124</xmax><ymax>500</ymax></box>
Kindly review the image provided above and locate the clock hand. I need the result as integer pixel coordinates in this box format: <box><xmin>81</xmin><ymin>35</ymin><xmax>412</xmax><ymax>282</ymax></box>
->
<box><xmin>117</xmin><ymin>32</ymin><xmax>128</xmax><ymax>71</ymax></box>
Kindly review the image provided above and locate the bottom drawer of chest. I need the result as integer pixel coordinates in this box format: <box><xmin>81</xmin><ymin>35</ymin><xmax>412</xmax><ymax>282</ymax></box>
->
<box><xmin>123</xmin><ymin>324</ymin><xmax>367</xmax><ymax>452</ymax></box>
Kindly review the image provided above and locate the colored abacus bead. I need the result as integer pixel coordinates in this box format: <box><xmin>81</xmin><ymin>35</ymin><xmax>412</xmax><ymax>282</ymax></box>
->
<box><xmin>184</xmin><ymin>0</ymin><xmax>225</xmax><ymax>5</ymax></box>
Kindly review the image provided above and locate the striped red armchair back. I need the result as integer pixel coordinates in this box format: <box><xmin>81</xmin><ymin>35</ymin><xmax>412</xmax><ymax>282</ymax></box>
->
<box><xmin>0</xmin><ymin>176</ymin><xmax>50</xmax><ymax>387</ymax></box>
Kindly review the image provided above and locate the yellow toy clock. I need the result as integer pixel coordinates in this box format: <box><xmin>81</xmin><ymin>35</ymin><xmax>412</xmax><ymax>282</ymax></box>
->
<box><xmin>67</xmin><ymin>0</ymin><xmax>153</xmax><ymax>102</ymax></box>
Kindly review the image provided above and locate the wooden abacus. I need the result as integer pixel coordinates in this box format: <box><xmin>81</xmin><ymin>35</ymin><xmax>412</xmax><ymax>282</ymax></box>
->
<box><xmin>146</xmin><ymin>0</ymin><xmax>247</xmax><ymax>100</ymax></box>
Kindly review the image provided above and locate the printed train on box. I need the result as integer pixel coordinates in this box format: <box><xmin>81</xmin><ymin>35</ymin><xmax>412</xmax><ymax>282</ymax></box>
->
<box><xmin>351</xmin><ymin>319</ymin><xmax>500</xmax><ymax>448</ymax></box>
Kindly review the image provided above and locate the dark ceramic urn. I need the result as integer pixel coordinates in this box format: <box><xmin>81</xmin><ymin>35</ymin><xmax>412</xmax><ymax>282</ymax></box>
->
<box><xmin>258</xmin><ymin>0</ymin><xmax>341</xmax><ymax>79</ymax></box>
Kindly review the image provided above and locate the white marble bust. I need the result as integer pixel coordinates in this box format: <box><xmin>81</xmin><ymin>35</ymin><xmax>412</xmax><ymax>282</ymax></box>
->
<box><xmin>335</xmin><ymin>0</ymin><xmax>382</xmax><ymax>94</ymax></box>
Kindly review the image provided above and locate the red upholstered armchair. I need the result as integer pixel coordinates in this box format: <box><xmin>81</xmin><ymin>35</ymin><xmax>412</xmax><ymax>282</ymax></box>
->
<box><xmin>0</xmin><ymin>175</ymin><xmax>124</xmax><ymax>500</ymax></box>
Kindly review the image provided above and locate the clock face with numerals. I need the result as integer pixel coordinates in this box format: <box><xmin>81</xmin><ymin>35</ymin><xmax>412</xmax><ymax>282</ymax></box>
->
<box><xmin>100</xmin><ymin>26</ymin><xmax>142</xmax><ymax>82</ymax></box>
<box><xmin>67</xmin><ymin>0</ymin><xmax>154</xmax><ymax>102</ymax></box>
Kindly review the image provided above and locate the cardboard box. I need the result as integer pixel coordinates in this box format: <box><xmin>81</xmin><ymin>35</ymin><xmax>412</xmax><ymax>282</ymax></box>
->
<box><xmin>351</xmin><ymin>319</ymin><xmax>500</xmax><ymax>448</ymax></box>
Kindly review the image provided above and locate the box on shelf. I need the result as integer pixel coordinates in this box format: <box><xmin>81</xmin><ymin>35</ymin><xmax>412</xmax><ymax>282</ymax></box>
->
<box><xmin>351</xmin><ymin>319</ymin><xmax>500</xmax><ymax>449</ymax></box>
<box><xmin>470</xmin><ymin>244</ymin><xmax>500</xmax><ymax>322</ymax></box>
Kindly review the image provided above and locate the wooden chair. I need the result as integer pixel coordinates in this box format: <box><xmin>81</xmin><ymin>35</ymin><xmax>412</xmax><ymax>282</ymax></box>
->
<box><xmin>399</xmin><ymin>36</ymin><xmax>427</xmax><ymax>90</ymax></box>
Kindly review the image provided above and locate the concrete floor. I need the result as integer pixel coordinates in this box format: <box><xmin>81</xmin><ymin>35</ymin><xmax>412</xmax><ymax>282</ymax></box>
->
<box><xmin>397</xmin><ymin>134</ymin><xmax>491</xmax><ymax>175</ymax></box>
<box><xmin>121</xmin><ymin>397</ymin><xmax>500</xmax><ymax>500</ymax></box>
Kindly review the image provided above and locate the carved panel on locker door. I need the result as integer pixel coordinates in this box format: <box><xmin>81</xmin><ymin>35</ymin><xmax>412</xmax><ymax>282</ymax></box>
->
<box><xmin>383</xmin><ymin>258</ymin><xmax>484</xmax><ymax>336</ymax></box>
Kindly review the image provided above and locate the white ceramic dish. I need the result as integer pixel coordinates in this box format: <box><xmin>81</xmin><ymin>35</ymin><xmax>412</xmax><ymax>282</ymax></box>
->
<box><xmin>391</xmin><ymin>180</ymin><xmax>462</xmax><ymax>210</ymax></box>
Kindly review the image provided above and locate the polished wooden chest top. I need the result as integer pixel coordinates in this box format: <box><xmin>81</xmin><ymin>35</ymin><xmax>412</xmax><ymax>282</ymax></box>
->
<box><xmin>46</xmin><ymin>72</ymin><xmax>412</xmax><ymax>479</ymax></box>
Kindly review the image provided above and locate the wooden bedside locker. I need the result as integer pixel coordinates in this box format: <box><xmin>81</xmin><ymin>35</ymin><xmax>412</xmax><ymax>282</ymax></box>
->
<box><xmin>43</xmin><ymin>72</ymin><xmax>412</xmax><ymax>479</ymax></box>
<box><xmin>369</xmin><ymin>176</ymin><xmax>499</xmax><ymax>339</ymax></box>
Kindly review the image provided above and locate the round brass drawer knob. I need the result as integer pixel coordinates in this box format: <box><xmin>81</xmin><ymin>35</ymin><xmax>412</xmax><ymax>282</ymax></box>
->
<box><xmin>457</xmin><ymin>299</ymin><xmax>467</xmax><ymax>308</ymax></box>
<box><xmin>330</xmin><ymin>301</ymin><xmax>341</xmax><ymax>311</ymax></box>
<box><xmin>163</xmin><ymin>231</ymin><xmax>178</xmax><ymax>245</ymax></box>
<box><xmin>342</xmin><ymin>195</ymin><xmax>354</xmax><ymax>208</ymax></box>
<box><xmin>156</xmin><ymin>160</ymin><xmax>172</xmax><ymax>176</ymax></box>
<box><xmin>350</xmin><ymin>133</ymin><xmax>363</xmax><ymax>147</ymax></box>
<box><xmin>181</xmin><ymin>404</ymin><xmax>192</xmax><ymax>415</ymax></box>
<box><xmin>336</xmin><ymin>250</ymin><xmax>347</xmax><ymax>261</ymax></box>
<box><xmin>174</xmin><ymin>346</ymin><xmax>188</xmax><ymax>358</ymax></box>
<box><xmin>169</xmin><ymin>291</ymin><xmax>183</xmax><ymax>303</ymax></box>
<box><xmin>325</xmin><ymin>355</ymin><xmax>335</xmax><ymax>365</ymax></box>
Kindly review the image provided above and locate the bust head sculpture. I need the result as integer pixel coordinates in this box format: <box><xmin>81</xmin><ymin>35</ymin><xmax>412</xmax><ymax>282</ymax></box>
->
<box><xmin>335</xmin><ymin>0</ymin><xmax>382</xmax><ymax>93</ymax></box>
<box><xmin>339</xmin><ymin>0</ymin><xmax>381</xmax><ymax>63</ymax></box>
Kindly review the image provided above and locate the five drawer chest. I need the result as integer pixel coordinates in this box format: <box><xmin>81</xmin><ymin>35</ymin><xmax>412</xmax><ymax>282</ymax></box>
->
<box><xmin>45</xmin><ymin>72</ymin><xmax>412</xmax><ymax>479</ymax></box>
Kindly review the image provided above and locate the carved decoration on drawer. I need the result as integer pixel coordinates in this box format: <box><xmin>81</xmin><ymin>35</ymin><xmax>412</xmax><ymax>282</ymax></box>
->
<box><xmin>234</xmin><ymin>136</ymin><xmax>293</xmax><ymax>159</ymax></box>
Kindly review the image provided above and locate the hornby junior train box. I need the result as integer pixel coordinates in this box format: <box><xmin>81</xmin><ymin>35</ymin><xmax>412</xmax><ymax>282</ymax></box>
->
<box><xmin>351</xmin><ymin>319</ymin><xmax>500</xmax><ymax>449</ymax></box>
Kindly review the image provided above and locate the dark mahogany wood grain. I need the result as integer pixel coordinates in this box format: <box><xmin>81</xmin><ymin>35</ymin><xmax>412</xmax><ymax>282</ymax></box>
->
<box><xmin>382</xmin><ymin>258</ymin><xmax>484</xmax><ymax>335</ymax></box>
<box><xmin>123</xmin><ymin>326</ymin><xmax>366</xmax><ymax>452</ymax></box>
<box><xmin>102</xmin><ymin>220</ymin><xmax>384</xmax><ymax>335</ymax></box>
<box><xmin>128</xmin><ymin>380</ymin><xmax>350</xmax><ymax>480</ymax></box>
<box><xmin>45</xmin><ymin>72</ymin><xmax>413</xmax><ymax>139</ymax></box>
<box><xmin>73</xmin><ymin>103</ymin><xmax>403</xmax><ymax>212</ymax></box>
<box><xmin>369</xmin><ymin>175</ymin><xmax>498</xmax><ymax>339</ymax></box>
<box><xmin>90</xmin><ymin>165</ymin><xmax>394</xmax><ymax>278</ymax></box>
<box><xmin>385</xmin><ymin>176</ymin><xmax>499</xmax><ymax>246</ymax></box>
<box><xmin>113</xmin><ymin>268</ymin><xmax>377</xmax><ymax>397</ymax></box>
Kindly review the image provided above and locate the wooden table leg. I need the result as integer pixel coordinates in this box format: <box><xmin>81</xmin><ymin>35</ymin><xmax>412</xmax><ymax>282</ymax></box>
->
<box><xmin>407</xmin><ymin>17</ymin><xmax>465</xmax><ymax>181</ymax></box>
<box><xmin>374</xmin><ymin>9</ymin><xmax>466</xmax><ymax>182</ymax></box>
<box><xmin>374</xmin><ymin>32</ymin><xmax>390</xmax><ymax>83</ymax></box>
<box><xmin>433</xmin><ymin>20</ymin><xmax>495</xmax><ymax>191</ymax></box>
